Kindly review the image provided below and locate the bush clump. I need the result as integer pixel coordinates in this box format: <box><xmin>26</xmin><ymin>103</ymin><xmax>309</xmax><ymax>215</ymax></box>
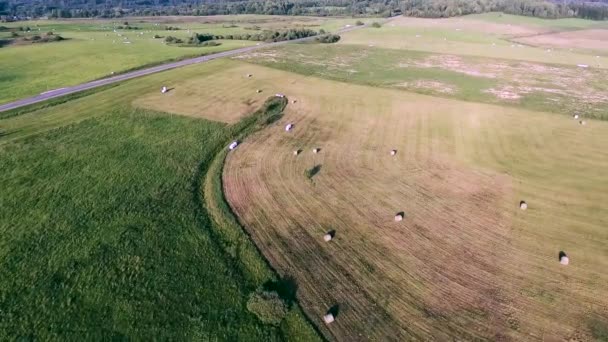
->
<box><xmin>315</xmin><ymin>34</ymin><xmax>340</xmax><ymax>43</ymax></box>
<box><xmin>355</xmin><ymin>20</ymin><xmax>365</xmax><ymax>26</ymax></box>
<box><xmin>164</xmin><ymin>36</ymin><xmax>183</xmax><ymax>44</ymax></box>
<box><xmin>246</xmin><ymin>289</ymin><xmax>288</xmax><ymax>325</ymax></box>
<box><xmin>201</xmin><ymin>40</ymin><xmax>221</xmax><ymax>46</ymax></box>
<box><xmin>371</xmin><ymin>22</ymin><xmax>382</xmax><ymax>28</ymax></box>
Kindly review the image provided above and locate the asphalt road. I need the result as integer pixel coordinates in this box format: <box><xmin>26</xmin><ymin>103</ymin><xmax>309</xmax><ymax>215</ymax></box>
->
<box><xmin>0</xmin><ymin>23</ymin><xmax>370</xmax><ymax>113</ymax></box>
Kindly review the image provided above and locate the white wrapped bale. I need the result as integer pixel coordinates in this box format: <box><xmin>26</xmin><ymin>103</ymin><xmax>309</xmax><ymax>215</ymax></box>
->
<box><xmin>560</xmin><ymin>256</ymin><xmax>569</xmax><ymax>265</ymax></box>
<box><xmin>323</xmin><ymin>234</ymin><xmax>332</xmax><ymax>242</ymax></box>
<box><xmin>285</xmin><ymin>124</ymin><xmax>293</xmax><ymax>132</ymax></box>
<box><xmin>228</xmin><ymin>141</ymin><xmax>239</xmax><ymax>150</ymax></box>
<box><xmin>323</xmin><ymin>313</ymin><xmax>334</xmax><ymax>324</ymax></box>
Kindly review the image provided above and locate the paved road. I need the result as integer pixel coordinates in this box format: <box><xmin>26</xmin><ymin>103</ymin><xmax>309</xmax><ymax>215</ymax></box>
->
<box><xmin>0</xmin><ymin>23</ymin><xmax>372</xmax><ymax>113</ymax></box>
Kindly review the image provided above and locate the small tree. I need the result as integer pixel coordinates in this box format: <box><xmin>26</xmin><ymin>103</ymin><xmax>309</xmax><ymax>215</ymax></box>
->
<box><xmin>319</xmin><ymin>28</ymin><xmax>325</xmax><ymax>34</ymax></box>
<box><xmin>246</xmin><ymin>289</ymin><xmax>288</xmax><ymax>325</ymax></box>
<box><xmin>371</xmin><ymin>22</ymin><xmax>381</xmax><ymax>28</ymax></box>
<box><xmin>355</xmin><ymin>20</ymin><xmax>364</xmax><ymax>26</ymax></box>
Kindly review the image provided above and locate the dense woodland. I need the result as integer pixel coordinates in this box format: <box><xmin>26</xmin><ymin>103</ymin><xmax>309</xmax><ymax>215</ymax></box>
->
<box><xmin>1</xmin><ymin>0</ymin><xmax>608</xmax><ymax>20</ymax></box>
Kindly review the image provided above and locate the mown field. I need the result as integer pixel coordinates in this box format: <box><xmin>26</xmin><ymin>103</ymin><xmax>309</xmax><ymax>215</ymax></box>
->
<box><xmin>0</xmin><ymin>60</ymin><xmax>320</xmax><ymax>340</ymax></box>
<box><xmin>135</xmin><ymin>59</ymin><xmax>608</xmax><ymax>340</ymax></box>
<box><xmin>1</xmin><ymin>11</ymin><xmax>607</xmax><ymax>342</ymax></box>
<box><xmin>236</xmin><ymin>43</ymin><xmax>608</xmax><ymax>120</ymax></box>
<box><xmin>339</xmin><ymin>13</ymin><xmax>608</xmax><ymax>66</ymax></box>
<box><xmin>0</xmin><ymin>15</ymin><xmax>371</xmax><ymax>105</ymax></box>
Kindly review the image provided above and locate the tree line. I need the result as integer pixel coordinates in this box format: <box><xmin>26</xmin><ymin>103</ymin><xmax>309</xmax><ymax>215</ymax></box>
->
<box><xmin>401</xmin><ymin>0</ymin><xmax>608</xmax><ymax>20</ymax></box>
<box><xmin>2</xmin><ymin>0</ymin><xmax>608</xmax><ymax>20</ymax></box>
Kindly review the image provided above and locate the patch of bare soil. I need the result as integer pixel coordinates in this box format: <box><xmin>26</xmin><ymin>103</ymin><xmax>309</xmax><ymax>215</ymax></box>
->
<box><xmin>514</xmin><ymin>29</ymin><xmax>608</xmax><ymax>51</ymax></box>
<box><xmin>396</xmin><ymin>80</ymin><xmax>457</xmax><ymax>94</ymax></box>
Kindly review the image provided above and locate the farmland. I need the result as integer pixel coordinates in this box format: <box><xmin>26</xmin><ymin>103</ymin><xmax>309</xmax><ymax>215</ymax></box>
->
<box><xmin>1</xmin><ymin>11</ymin><xmax>608</xmax><ymax>341</ymax></box>
<box><xmin>0</xmin><ymin>15</ymin><xmax>370</xmax><ymax>105</ymax></box>
<box><xmin>0</xmin><ymin>60</ymin><xmax>320</xmax><ymax>340</ymax></box>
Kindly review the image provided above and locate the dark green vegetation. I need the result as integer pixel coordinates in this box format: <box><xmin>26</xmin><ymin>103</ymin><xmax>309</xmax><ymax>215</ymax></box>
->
<box><xmin>0</xmin><ymin>62</ymin><xmax>320</xmax><ymax>340</ymax></box>
<box><xmin>4</xmin><ymin>0</ymin><xmax>608</xmax><ymax>19</ymax></box>
<box><xmin>188</xmin><ymin>29</ymin><xmax>318</xmax><ymax>44</ymax></box>
<box><xmin>315</xmin><ymin>34</ymin><xmax>340</xmax><ymax>43</ymax></box>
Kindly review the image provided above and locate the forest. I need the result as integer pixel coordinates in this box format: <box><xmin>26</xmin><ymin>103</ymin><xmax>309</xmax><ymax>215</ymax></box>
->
<box><xmin>1</xmin><ymin>0</ymin><xmax>608</xmax><ymax>21</ymax></box>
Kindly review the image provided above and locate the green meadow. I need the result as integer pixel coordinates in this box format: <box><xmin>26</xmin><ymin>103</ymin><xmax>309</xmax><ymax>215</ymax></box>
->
<box><xmin>0</xmin><ymin>60</ymin><xmax>320</xmax><ymax>340</ymax></box>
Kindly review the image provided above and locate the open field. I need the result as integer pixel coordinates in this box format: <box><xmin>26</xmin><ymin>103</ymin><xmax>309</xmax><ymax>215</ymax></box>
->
<box><xmin>237</xmin><ymin>44</ymin><xmax>608</xmax><ymax>120</ymax></box>
<box><xmin>339</xmin><ymin>13</ymin><xmax>608</xmax><ymax>66</ymax></box>
<box><xmin>0</xmin><ymin>60</ymin><xmax>320</xmax><ymax>339</ymax></box>
<box><xmin>0</xmin><ymin>15</ymin><xmax>370</xmax><ymax>105</ymax></box>
<box><xmin>2</xmin><ymin>12</ymin><xmax>608</xmax><ymax>341</ymax></box>
<box><xmin>202</xmin><ymin>62</ymin><xmax>608</xmax><ymax>340</ymax></box>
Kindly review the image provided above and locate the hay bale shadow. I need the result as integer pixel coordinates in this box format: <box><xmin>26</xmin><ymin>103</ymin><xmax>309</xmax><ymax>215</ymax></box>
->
<box><xmin>328</xmin><ymin>304</ymin><xmax>340</xmax><ymax>318</ymax></box>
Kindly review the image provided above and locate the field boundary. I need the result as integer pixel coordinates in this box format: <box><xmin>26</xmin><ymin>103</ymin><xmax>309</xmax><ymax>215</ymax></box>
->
<box><xmin>200</xmin><ymin>96</ymin><xmax>323</xmax><ymax>340</ymax></box>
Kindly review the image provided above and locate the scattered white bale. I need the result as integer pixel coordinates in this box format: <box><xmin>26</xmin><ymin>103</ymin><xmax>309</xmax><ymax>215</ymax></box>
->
<box><xmin>580</xmin><ymin>120</ymin><xmax>587</xmax><ymax>125</ymax></box>
<box><xmin>560</xmin><ymin>255</ymin><xmax>569</xmax><ymax>265</ymax></box>
<box><xmin>285</xmin><ymin>124</ymin><xmax>293</xmax><ymax>132</ymax></box>
<box><xmin>161</xmin><ymin>86</ymin><xmax>167</xmax><ymax>94</ymax></box>
<box><xmin>275</xmin><ymin>93</ymin><xmax>285</xmax><ymax>98</ymax></box>
<box><xmin>577</xmin><ymin>64</ymin><xmax>589</xmax><ymax>68</ymax></box>
<box><xmin>323</xmin><ymin>313</ymin><xmax>335</xmax><ymax>324</ymax></box>
<box><xmin>390</xmin><ymin>149</ymin><xmax>397</xmax><ymax>156</ymax></box>
<box><xmin>324</xmin><ymin>234</ymin><xmax>332</xmax><ymax>242</ymax></box>
<box><xmin>228</xmin><ymin>141</ymin><xmax>239</xmax><ymax>150</ymax></box>
<box><xmin>247</xmin><ymin>74</ymin><xmax>253</xmax><ymax>78</ymax></box>
<box><xmin>292</xmin><ymin>99</ymin><xmax>297</xmax><ymax>104</ymax></box>
<box><xmin>293</xmin><ymin>150</ymin><xmax>300</xmax><ymax>156</ymax></box>
<box><xmin>256</xmin><ymin>89</ymin><xmax>262</xmax><ymax>93</ymax></box>
<box><xmin>394</xmin><ymin>213</ymin><xmax>403</xmax><ymax>222</ymax></box>
<box><xmin>313</xmin><ymin>148</ymin><xmax>320</xmax><ymax>154</ymax></box>
<box><xmin>519</xmin><ymin>201</ymin><xmax>527</xmax><ymax>210</ymax></box>
<box><xmin>573</xmin><ymin>114</ymin><xmax>579</xmax><ymax>119</ymax></box>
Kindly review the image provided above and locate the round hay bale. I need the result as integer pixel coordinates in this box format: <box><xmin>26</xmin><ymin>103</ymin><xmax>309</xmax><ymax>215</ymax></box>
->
<box><xmin>285</xmin><ymin>124</ymin><xmax>293</xmax><ymax>132</ymax></box>
<box><xmin>394</xmin><ymin>214</ymin><xmax>403</xmax><ymax>222</ymax></box>
<box><xmin>390</xmin><ymin>149</ymin><xmax>397</xmax><ymax>156</ymax></box>
<box><xmin>293</xmin><ymin>150</ymin><xmax>300</xmax><ymax>156</ymax></box>
<box><xmin>580</xmin><ymin>120</ymin><xmax>587</xmax><ymax>125</ymax></box>
<box><xmin>313</xmin><ymin>148</ymin><xmax>319</xmax><ymax>154</ymax></box>
<box><xmin>573</xmin><ymin>114</ymin><xmax>579</xmax><ymax>119</ymax></box>
<box><xmin>519</xmin><ymin>201</ymin><xmax>527</xmax><ymax>210</ymax></box>
<box><xmin>323</xmin><ymin>234</ymin><xmax>332</xmax><ymax>242</ymax></box>
<box><xmin>256</xmin><ymin>89</ymin><xmax>262</xmax><ymax>93</ymax></box>
<box><xmin>323</xmin><ymin>313</ymin><xmax>334</xmax><ymax>324</ymax></box>
<box><xmin>560</xmin><ymin>256</ymin><xmax>569</xmax><ymax>265</ymax></box>
<box><xmin>247</xmin><ymin>74</ymin><xmax>253</xmax><ymax>78</ymax></box>
<box><xmin>292</xmin><ymin>100</ymin><xmax>297</xmax><ymax>104</ymax></box>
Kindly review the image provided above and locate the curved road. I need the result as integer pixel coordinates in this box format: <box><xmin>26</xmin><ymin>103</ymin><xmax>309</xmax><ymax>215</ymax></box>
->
<box><xmin>0</xmin><ymin>23</ymin><xmax>374</xmax><ymax>113</ymax></box>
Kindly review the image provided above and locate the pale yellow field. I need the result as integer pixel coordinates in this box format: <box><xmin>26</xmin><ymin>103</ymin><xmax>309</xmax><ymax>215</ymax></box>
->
<box><xmin>340</xmin><ymin>16</ymin><xmax>608</xmax><ymax>68</ymax></box>
<box><xmin>137</xmin><ymin>60</ymin><xmax>608</xmax><ymax>340</ymax></box>
<box><xmin>223</xmin><ymin>64</ymin><xmax>608</xmax><ymax>340</ymax></box>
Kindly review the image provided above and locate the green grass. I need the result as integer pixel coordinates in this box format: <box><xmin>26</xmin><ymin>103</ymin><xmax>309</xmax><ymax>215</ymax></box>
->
<box><xmin>0</xmin><ymin>60</ymin><xmax>320</xmax><ymax>339</ymax></box>
<box><xmin>240</xmin><ymin>43</ymin><xmax>608</xmax><ymax>119</ymax></box>
<box><xmin>468</xmin><ymin>12</ymin><xmax>608</xmax><ymax>29</ymax></box>
<box><xmin>0</xmin><ymin>16</ymin><xmax>373</xmax><ymax>105</ymax></box>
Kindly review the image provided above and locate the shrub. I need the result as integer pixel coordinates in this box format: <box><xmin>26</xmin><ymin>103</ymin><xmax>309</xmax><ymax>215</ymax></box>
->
<box><xmin>371</xmin><ymin>22</ymin><xmax>381</xmax><ymax>28</ymax></box>
<box><xmin>355</xmin><ymin>20</ymin><xmax>364</xmax><ymax>26</ymax></box>
<box><xmin>319</xmin><ymin>28</ymin><xmax>325</xmax><ymax>34</ymax></box>
<box><xmin>153</xmin><ymin>34</ymin><xmax>162</xmax><ymax>39</ymax></box>
<box><xmin>246</xmin><ymin>289</ymin><xmax>288</xmax><ymax>325</ymax></box>
<box><xmin>165</xmin><ymin>26</ymin><xmax>180</xmax><ymax>30</ymax></box>
<box><xmin>315</xmin><ymin>34</ymin><xmax>340</xmax><ymax>43</ymax></box>
<box><xmin>164</xmin><ymin>36</ymin><xmax>183</xmax><ymax>44</ymax></box>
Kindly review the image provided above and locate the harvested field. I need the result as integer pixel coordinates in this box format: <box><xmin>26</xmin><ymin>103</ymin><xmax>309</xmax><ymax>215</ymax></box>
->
<box><xmin>215</xmin><ymin>62</ymin><xmax>608</xmax><ymax>340</ymax></box>
<box><xmin>239</xmin><ymin>44</ymin><xmax>608</xmax><ymax>119</ymax></box>
<box><xmin>514</xmin><ymin>29</ymin><xmax>608</xmax><ymax>52</ymax></box>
